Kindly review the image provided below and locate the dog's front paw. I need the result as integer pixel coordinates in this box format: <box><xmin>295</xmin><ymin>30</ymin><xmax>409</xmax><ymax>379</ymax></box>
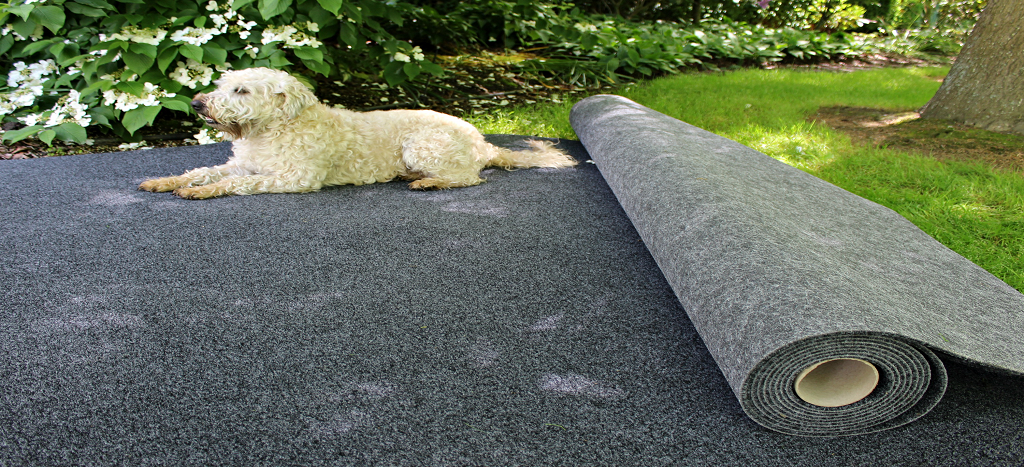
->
<box><xmin>139</xmin><ymin>176</ymin><xmax>188</xmax><ymax>192</ymax></box>
<box><xmin>173</xmin><ymin>185</ymin><xmax>226</xmax><ymax>199</ymax></box>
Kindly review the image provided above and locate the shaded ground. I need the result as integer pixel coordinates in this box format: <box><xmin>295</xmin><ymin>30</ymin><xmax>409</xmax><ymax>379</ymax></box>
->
<box><xmin>811</xmin><ymin>106</ymin><xmax>1024</xmax><ymax>174</ymax></box>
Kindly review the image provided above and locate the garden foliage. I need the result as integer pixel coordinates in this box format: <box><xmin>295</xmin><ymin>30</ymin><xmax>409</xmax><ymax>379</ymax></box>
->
<box><xmin>0</xmin><ymin>0</ymin><xmax>979</xmax><ymax>145</ymax></box>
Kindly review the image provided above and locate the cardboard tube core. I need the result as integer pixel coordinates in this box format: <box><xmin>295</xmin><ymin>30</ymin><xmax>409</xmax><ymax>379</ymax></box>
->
<box><xmin>794</xmin><ymin>358</ymin><xmax>879</xmax><ymax>407</ymax></box>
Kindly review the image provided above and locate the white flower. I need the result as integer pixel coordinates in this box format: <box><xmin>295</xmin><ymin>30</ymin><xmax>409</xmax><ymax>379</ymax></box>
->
<box><xmin>43</xmin><ymin>90</ymin><xmax>92</xmax><ymax>127</ymax></box>
<box><xmin>393</xmin><ymin>52</ymin><xmax>410</xmax><ymax>62</ymax></box>
<box><xmin>19</xmin><ymin>113</ymin><xmax>42</xmax><ymax>127</ymax></box>
<box><xmin>170</xmin><ymin>27</ymin><xmax>220</xmax><ymax>46</ymax></box>
<box><xmin>306</xmin><ymin>21</ymin><xmax>319</xmax><ymax>32</ymax></box>
<box><xmin>170</xmin><ymin>59</ymin><xmax>215</xmax><ymax>89</ymax></box>
<box><xmin>574</xmin><ymin>23</ymin><xmax>598</xmax><ymax>33</ymax></box>
<box><xmin>194</xmin><ymin>128</ymin><xmax>223</xmax><ymax>144</ymax></box>
<box><xmin>102</xmin><ymin>83</ymin><xmax>174</xmax><ymax>112</ymax></box>
<box><xmin>108</xmin><ymin>26</ymin><xmax>167</xmax><ymax>46</ymax></box>
<box><xmin>0</xmin><ymin>59</ymin><xmax>58</xmax><ymax>114</ymax></box>
<box><xmin>261</xmin><ymin>24</ymin><xmax>321</xmax><ymax>49</ymax></box>
<box><xmin>211</xmin><ymin>14</ymin><xmax>228</xmax><ymax>29</ymax></box>
<box><xmin>118</xmin><ymin>142</ymin><xmax>153</xmax><ymax>150</ymax></box>
<box><xmin>206</xmin><ymin>0</ymin><xmax>218</xmax><ymax>11</ymax></box>
<box><xmin>262</xmin><ymin>25</ymin><xmax>297</xmax><ymax>44</ymax></box>
<box><xmin>411</xmin><ymin>46</ymin><xmax>424</xmax><ymax>61</ymax></box>
<box><xmin>243</xmin><ymin>45</ymin><xmax>259</xmax><ymax>58</ymax></box>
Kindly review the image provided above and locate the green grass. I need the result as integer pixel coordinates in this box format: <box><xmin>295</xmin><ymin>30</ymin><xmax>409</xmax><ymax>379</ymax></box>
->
<box><xmin>468</xmin><ymin>67</ymin><xmax>1024</xmax><ymax>292</ymax></box>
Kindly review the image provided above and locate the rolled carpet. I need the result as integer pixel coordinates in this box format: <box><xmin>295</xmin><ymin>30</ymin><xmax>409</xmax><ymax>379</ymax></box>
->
<box><xmin>569</xmin><ymin>94</ymin><xmax>1024</xmax><ymax>437</ymax></box>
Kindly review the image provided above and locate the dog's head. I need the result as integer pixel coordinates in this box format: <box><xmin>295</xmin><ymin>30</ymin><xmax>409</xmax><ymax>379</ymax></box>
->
<box><xmin>191</xmin><ymin>67</ymin><xmax>319</xmax><ymax>140</ymax></box>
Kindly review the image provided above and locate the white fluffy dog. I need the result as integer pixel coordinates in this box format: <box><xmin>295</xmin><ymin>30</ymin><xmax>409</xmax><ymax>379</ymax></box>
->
<box><xmin>139</xmin><ymin>67</ymin><xmax>577</xmax><ymax>199</ymax></box>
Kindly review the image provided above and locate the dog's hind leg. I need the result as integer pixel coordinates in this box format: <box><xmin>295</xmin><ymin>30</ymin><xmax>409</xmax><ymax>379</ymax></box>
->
<box><xmin>401</xmin><ymin>129</ymin><xmax>486</xmax><ymax>190</ymax></box>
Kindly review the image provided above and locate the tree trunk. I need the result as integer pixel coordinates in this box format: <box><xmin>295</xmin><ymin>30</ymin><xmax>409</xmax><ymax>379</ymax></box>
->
<box><xmin>920</xmin><ymin>0</ymin><xmax>1024</xmax><ymax>136</ymax></box>
<box><xmin>691</xmin><ymin>0</ymin><xmax>701</xmax><ymax>24</ymax></box>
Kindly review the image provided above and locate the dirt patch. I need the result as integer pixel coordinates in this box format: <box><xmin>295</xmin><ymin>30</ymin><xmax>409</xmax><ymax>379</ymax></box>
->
<box><xmin>810</xmin><ymin>106</ymin><xmax>1024</xmax><ymax>174</ymax></box>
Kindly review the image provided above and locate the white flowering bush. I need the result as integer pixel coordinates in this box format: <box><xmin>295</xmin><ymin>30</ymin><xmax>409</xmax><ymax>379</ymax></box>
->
<box><xmin>0</xmin><ymin>0</ymin><xmax>449</xmax><ymax>145</ymax></box>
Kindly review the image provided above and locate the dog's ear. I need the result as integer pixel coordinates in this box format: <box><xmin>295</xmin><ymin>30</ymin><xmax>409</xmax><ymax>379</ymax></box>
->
<box><xmin>276</xmin><ymin>74</ymin><xmax>318</xmax><ymax>118</ymax></box>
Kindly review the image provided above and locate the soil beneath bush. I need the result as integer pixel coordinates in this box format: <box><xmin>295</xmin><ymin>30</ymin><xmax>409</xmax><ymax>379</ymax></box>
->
<box><xmin>4</xmin><ymin>52</ymin><xmax>1022</xmax><ymax>175</ymax></box>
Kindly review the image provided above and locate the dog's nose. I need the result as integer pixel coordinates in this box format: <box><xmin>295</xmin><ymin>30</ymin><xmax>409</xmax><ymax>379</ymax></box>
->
<box><xmin>191</xmin><ymin>100</ymin><xmax>205</xmax><ymax>112</ymax></box>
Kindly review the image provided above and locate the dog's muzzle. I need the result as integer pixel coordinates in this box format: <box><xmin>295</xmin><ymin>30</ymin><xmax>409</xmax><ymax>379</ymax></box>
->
<box><xmin>191</xmin><ymin>95</ymin><xmax>218</xmax><ymax>125</ymax></box>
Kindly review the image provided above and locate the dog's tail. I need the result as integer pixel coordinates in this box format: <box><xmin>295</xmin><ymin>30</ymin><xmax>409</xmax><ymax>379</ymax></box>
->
<box><xmin>486</xmin><ymin>140</ymin><xmax>578</xmax><ymax>170</ymax></box>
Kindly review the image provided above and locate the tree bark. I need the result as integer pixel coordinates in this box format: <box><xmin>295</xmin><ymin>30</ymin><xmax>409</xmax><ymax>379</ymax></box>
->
<box><xmin>919</xmin><ymin>0</ymin><xmax>1024</xmax><ymax>136</ymax></box>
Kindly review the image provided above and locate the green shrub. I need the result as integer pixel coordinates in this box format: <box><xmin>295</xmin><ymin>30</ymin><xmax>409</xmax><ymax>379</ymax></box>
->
<box><xmin>0</xmin><ymin>0</ymin><xmax>883</xmax><ymax>147</ymax></box>
<box><xmin>516</xmin><ymin>17</ymin><xmax>876</xmax><ymax>84</ymax></box>
<box><xmin>0</xmin><ymin>0</ymin><xmax>449</xmax><ymax>145</ymax></box>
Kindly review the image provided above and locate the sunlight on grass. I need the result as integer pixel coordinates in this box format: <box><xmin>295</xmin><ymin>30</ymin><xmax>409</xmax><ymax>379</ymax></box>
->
<box><xmin>479</xmin><ymin>65</ymin><xmax>1021</xmax><ymax>292</ymax></box>
<box><xmin>730</xmin><ymin>122</ymin><xmax>844</xmax><ymax>171</ymax></box>
<box><xmin>465</xmin><ymin>103</ymin><xmax>577</xmax><ymax>140</ymax></box>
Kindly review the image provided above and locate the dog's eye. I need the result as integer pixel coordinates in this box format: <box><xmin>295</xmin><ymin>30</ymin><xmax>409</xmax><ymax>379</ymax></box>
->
<box><xmin>234</xmin><ymin>87</ymin><xmax>249</xmax><ymax>95</ymax></box>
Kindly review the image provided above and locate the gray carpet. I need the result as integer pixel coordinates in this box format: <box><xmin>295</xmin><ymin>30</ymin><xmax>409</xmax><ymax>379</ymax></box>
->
<box><xmin>571</xmin><ymin>95</ymin><xmax>1024</xmax><ymax>437</ymax></box>
<box><xmin>1</xmin><ymin>134</ymin><xmax>1022</xmax><ymax>465</ymax></box>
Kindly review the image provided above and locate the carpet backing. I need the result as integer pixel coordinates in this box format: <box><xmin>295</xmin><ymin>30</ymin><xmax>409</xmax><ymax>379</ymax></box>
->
<box><xmin>570</xmin><ymin>94</ymin><xmax>1024</xmax><ymax>436</ymax></box>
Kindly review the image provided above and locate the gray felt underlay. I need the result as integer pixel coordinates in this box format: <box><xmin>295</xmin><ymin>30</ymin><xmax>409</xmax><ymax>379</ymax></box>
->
<box><xmin>1</xmin><ymin>134</ymin><xmax>1023</xmax><ymax>464</ymax></box>
<box><xmin>570</xmin><ymin>95</ymin><xmax>1024</xmax><ymax>437</ymax></box>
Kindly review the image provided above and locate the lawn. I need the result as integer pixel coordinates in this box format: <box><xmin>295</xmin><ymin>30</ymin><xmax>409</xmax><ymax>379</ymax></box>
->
<box><xmin>468</xmin><ymin>67</ymin><xmax>1024</xmax><ymax>292</ymax></box>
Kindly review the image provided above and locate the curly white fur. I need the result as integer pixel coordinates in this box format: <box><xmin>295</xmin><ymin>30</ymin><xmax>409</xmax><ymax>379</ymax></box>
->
<box><xmin>139</xmin><ymin>67</ymin><xmax>577</xmax><ymax>199</ymax></box>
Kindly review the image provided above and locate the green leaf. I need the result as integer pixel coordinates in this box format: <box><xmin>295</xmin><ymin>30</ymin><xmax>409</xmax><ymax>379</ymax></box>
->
<box><xmin>129</xmin><ymin>42</ymin><xmax>158</xmax><ymax>58</ymax></box>
<box><xmin>55</xmin><ymin>71</ymin><xmax>78</xmax><ymax>87</ymax></box>
<box><xmin>74</xmin><ymin>0</ymin><xmax>115</xmax><ymax>10</ymax></box>
<box><xmin>2</xmin><ymin>125</ymin><xmax>43</xmax><ymax>144</ymax></box>
<box><xmin>29</xmin><ymin>6</ymin><xmax>65</xmax><ymax>34</ymax></box>
<box><xmin>37</xmin><ymin>129</ymin><xmax>57</xmax><ymax>146</ymax></box>
<box><xmin>383</xmin><ymin>61</ymin><xmax>406</xmax><ymax>86</ymax></box>
<box><xmin>360</xmin><ymin>0</ymin><xmax>384</xmax><ymax>17</ymax></box>
<box><xmin>0</xmin><ymin>35</ymin><xmax>13</xmax><ymax>56</ymax></box>
<box><xmin>343</xmin><ymin>2</ymin><xmax>362</xmax><ymax>22</ymax></box>
<box><xmin>626</xmin><ymin>47</ymin><xmax>640</xmax><ymax>65</ymax></box>
<box><xmin>116</xmin><ymin>80</ymin><xmax>146</xmax><ymax>95</ymax></box>
<box><xmin>231</xmin><ymin>0</ymin><xmax>256</xmax><ymax>9</ymax></box>
<box><xmin>122</xmin><ymin>105</ymin><xmax>162</xmax><ymax>135</ymax></box>
<box><xmin>88</xmin><ymin>105</ymin><xmax>115</xmax><ymax>126</ymax></box>
<box><xmin>7</xmin><ymin>4</ymin><xmax>34</xmax><ymax>21</ymax></box>
<box><xmin>419</xmin><ymin>60</ymin><xmax>444</xmax><ymax>76</ymax></box>
<box><xmin>268</xmin><ymin>51</ymin><xmax>292</xmax><ymax>67</ymax></box>
<box><xmin>316</xmin><ymin>0</ymin><xmax>342</xmax><ymax>15</ymax></box>
<box><xmin>308</xmin><ymin>6</ymin><xmax>338</xmax><ymax>29</ymax></box>
<box><xmin>258</xmin><ymin>0</ymin><xmax>292</xmax><ymax>20</ymax></box>
<box><xmin>12</xmin><ymin>19</ymin><xmax>36</xmax><ymax>38</ymax></box>
<box><xmin>337</xmin><ymin>22</ymin><xmax>360</xmax><ymax>48</ymax></box>
<box><xmin>160</xmin><ymin>97</ymin><xmax>192</xmax><ymax>113</ymax></box>
<box><xmin>201</xmin><ymin>44</ymin><xmax>228</xmax><ymax>66</ymax></box>
<box><xmin>179</xmin><ymin>44</ymin><xmax>204</xmax><ymax>62</ymax></box>
<box><xmin>403</xmin><ymin>62</ymin><xmax>420</xmax><ymax>81</ymax></box>
<box><xmin>53</xmin><ymin>122</ymin><xmax>88</xmax><ymax>143</ymax></box>
<box><xmin>161</xmin><ymin>80</ymin><xmax>183</xmax><ymax>94</ymax></box>
<box><xmin>302</xmin><ymin>58</ymin><xmax>331</xmax><ymax>77</ymax></box>
<box><xmin>21</xmin><ymin>38</ymin><xmax>57</xmax><ymax>56</ymax></box>
<box><xmin>121</xmin><ymin>50</ymin><xmax>155</xmax><ymax>75</ymax></box>
<box><xmin>292</xmin><ymin>46</ymin><xmax>323</xmax><ymax>62</ymax></box>
<box><xmin>157</xmin><ymin>46</ymin><xmax>179</xmax><ymax>73</ymax></box>
<box><xmin>65</xmin><ymin>3</ymin><xmax>107</xmax><ymax>17</ymax></box>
